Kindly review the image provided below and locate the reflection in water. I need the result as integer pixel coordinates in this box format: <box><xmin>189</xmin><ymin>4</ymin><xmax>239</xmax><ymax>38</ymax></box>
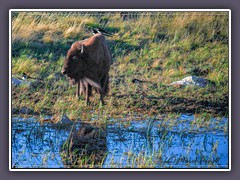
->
<box><xmin>11</xmin><ymin>114</ymin><xmax>229</xmax><ymax>169</ymax></box>
<box><xmin>61</xmin><ymin>124</ymin><xmax>107</xmax><ymax>168</ymax></box>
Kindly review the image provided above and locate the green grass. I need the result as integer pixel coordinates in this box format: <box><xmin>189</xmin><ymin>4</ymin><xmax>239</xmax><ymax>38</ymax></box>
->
<box><xmin>11</xmin><ymin>11</ymin><xmax>229</xmax><ymax>120</ymax></box>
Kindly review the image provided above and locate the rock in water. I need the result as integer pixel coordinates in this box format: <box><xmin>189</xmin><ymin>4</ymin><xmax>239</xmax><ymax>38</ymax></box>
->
<box><xmin>60</xmin><ymin>115</ymin><xmax>72</xmax><ymax>124</ymax></box>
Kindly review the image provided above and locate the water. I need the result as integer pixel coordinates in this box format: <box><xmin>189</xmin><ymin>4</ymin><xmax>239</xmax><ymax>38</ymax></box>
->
<box><xmin>11</xmin><ymin>114</ymin><xmax>229</xmax><ymax>169</ymax></box>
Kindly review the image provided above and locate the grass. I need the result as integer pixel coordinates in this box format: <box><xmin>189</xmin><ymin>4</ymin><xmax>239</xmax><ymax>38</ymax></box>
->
<box><xmin>11</xmin><ymin>11</ymin><xmax>229</xmax><ymax>121</ymax></box>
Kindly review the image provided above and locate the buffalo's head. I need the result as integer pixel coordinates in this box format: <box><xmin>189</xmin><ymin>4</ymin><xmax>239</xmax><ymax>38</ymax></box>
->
<box><xmin>61</xmin><ymin>42</ymin><xmax>87</xmax><ymax>79</ymax></box>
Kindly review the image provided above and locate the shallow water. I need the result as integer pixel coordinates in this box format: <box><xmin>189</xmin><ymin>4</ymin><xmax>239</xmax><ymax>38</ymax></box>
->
<box><xmin>11</xmin><ymin>114</ymin><xmax>229</xmax><ymax>169</ymax></box>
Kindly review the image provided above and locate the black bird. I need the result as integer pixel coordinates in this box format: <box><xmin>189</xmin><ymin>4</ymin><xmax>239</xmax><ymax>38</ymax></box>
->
<box><xmin>89</xmin><ymin>28</ymin><xmax>99</xmax><ymax>35</ymax></box>
<box><xmin>22</xmin><ymin>72</ymin><xmax>31</xmax><ymax>80</ymax></box>
<box><xmin>22</xmin><ymin>72</ymin><xmax>41</xmax><ymax>81</ymax></box>
<box><xmin>131</xmin><ymin>78</ymin><xmax>151</xmax><ymax>84</ymax></box>
<box><xmin>89</xmin><ymin>27</ymin><xmax>113</xmax><ymax>37</ymax></box>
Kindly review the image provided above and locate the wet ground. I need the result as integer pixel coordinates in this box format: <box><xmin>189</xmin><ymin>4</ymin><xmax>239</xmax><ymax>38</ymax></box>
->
<box><xmin>11</xmin><ymin>114</ymin><xmax>229</xmax><ymax>169</ymax></box>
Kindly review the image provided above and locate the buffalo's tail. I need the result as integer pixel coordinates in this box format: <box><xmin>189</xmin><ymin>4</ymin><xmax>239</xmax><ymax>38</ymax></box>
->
<box><xmin>83</xmin><ymin>77</ymin><xmax>102</xmax><ymax>92</ymax></box>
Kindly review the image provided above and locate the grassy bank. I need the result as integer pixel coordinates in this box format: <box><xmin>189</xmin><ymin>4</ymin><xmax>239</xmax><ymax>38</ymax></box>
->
<box><xmin>11</xmin><ymin>11</ymin><xmax>229</xmax><ymax>121</ymax></box>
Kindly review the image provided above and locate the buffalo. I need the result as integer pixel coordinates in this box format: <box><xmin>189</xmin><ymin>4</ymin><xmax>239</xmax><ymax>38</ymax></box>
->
<box><xmin>62</xmin><ymin>34</ymin><xmax>111</xmax><ymax>105</ymax></box>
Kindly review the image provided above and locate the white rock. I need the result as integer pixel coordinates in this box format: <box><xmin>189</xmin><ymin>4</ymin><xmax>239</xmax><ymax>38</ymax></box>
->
<box><xmin>170</xmin><ymin>76</ymin><xmax>209</xmax><ymax>87</ymax></box>
<box><xmin>12</xmin><ymin>77</ymin><xmax>23</xmax><ymax>86</ymax></box>
<box><xmin>12</xmin><ymin>77</ymin><xmax>31</xmax><ymax>87</ymax></box>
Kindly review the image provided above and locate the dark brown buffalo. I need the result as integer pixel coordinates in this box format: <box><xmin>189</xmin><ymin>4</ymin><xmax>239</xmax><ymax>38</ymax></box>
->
<box><xmin>62</xmin><ymin>34</ymin><xmax>111</xmax><ymax>105</ymax></box>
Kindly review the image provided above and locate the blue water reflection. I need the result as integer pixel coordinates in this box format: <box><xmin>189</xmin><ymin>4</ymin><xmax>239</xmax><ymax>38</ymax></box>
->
<box><xmin>11</xmin><ymin>114</ymin><xmax>229</xmax><ymax>169</ymax></box>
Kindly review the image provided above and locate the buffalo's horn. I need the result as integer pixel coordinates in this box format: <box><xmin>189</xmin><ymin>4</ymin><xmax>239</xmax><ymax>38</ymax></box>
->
<box><xmin>80</xmin><ymin>44</ymin><xmax>84</xmax><ymax>54</ymax></box>
<box><xmin>76</xmin><ymin>42</ymin><xmax>84</xmax><ymax>54</ymax></box>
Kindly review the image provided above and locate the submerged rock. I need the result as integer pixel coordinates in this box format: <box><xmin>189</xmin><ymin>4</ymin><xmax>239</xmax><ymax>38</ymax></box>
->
<box><xmin>170</xmin><ymin>76</ymin><xmax>210</xmax><ymax>87</ymax></box>
<box><xmin>60</xmin><ymin>115</ymin><xmax>72</xmax><ymax>124</ymax></box>
<box><xmin>49</xmin><ymin>114</ymin><xmax>72</xmax><ymax>124</ymax></box>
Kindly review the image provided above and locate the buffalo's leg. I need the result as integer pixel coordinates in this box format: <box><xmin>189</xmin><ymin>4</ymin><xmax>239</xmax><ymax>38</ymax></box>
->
<box><xmin>83</xmin><ymin>80</ymin><xmax>90</xmax><ymax>105</ymax></box>
<box><xmin>88</xmin><ymin>84</ymin><xmax>92</xmax><ymax>97</ymax></box>
<box><xmin>80</xmin><ymin>80</ymin><xmax>85</xmax><ymax>96</ymax></box>
<box><xmin>96</xmin><ymin>79</ymin><xmax>105</xmax><ymax>105</ymax></box>
<box><xmin>76</xmin><ymin>80</ymin><xmax>80</xmax><ymax>98</ymax></box>
<box><xmin>91</xmin><ymin>79</ymin><xmax>104</xmax><ymax>105</ymax></box>
<box><xmin>83</xmin><ymin>77</ymin><xmax>104</xmax><ymax>105</ymax></box>
<box><xmin>100</xmin><ymin>91</ymin><xmax>104</xmax><ymax>105</ymax></box>
<box><xmin>98</xmin><ymin>78</ymin><xmax>105</xmax><ymax>105</ymax></box>
<box><xmin>94</xmin><ymin>87</ymin><xmax>104</xmax><ymax>105</ymax></box>
<box><xmin>101</xmin><ymin>73</ymin><xmax>109</xmax><ymax>96</ymax></box>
